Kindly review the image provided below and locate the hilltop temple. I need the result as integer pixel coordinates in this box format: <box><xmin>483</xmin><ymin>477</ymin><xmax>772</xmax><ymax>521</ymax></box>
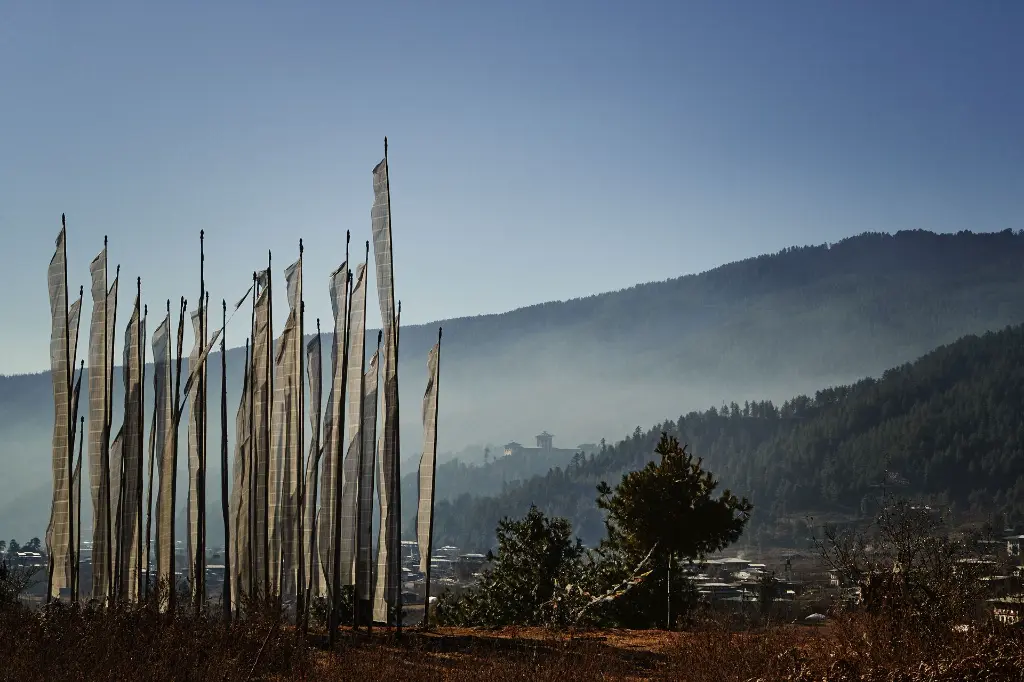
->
<box><xmin>503</xmin><ymin>431</ymin><xmax>598</xmax><ymax>458</ymax></box>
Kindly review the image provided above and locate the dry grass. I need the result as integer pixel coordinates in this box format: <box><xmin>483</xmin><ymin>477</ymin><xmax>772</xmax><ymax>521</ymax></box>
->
<box><xmin>2</xmin><ymin>602</ymin><xmax>1023</xmax><ymax>681</ymax></box>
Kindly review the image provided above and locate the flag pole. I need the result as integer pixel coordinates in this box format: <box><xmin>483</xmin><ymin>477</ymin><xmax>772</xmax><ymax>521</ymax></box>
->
<box><xmin>200</xmin><ymin>290</ymin><xmax>210</xmax><ymax>608</ymax></box>
<box><xmin>297</xmin><ymin>239</ymin><xmax>306</xmax><ymax>623</ymax></box>
<box><xmin>301</xmin><ymin>316</ymin><xmax>322</xmax><ymax>639</ymax></box>
<box><xmin>383</xmin><ymin>137</ymin><xmax>404</xmax><ymax>634</ymax></box>
<box><xmin>260</xmin><ymin>249</ymin><xmax>268</xmax><ymax>593</ymax></box>
<box><xmin>240</xmin><ymin>338</ymin><xmax>250</xmax><ymax>614</ymax></box>
<box><xmin>70</xmin><ymin>313</ymin><xmax>83</xmax><ymax>602</ymax></box>
<box><xmin>353</xmin><ymin>240</ymin><xmax>370</xmax><ymax>631</ymax></box>
<box><xmin>387</xmin><ymin>140</ymin><xmax>403</xmax><ymax>636</ymax></box>
<box><xmin>422</xmin><ymin>327</ymin><xmax>442</xmax><ymax>628</ymax></box>
<box><xmin>196</xmin><ymin>230</ymin><xmax>206</xmax><ymax>614</ymax></box>
<box><xmin>74</xmin><ymin>411</ymin><xmax>84</xmax><ymax>603</ymax></box>
<box><xmin>150</xmin><ymin>298</ymin><xmax>171</xmax><ymax>601</ymax></box>
<box><xmin>114</xmin><ymin>279</ymin><xmax>138</xmax><ymax>601</ymax></box>
<box><xmin>145</xmin><ymin>300</ymin><xmax>169</xmax><ymax>602</ymax></box>
<box><xmin>329</xmin><ymin>231</ymin><xmax>351</xmax><ymax>644</ymax></box>
<box><xmin>220</xmin><ymin>298</ymin><xmax>231</xmax><ymax>623</ymax></box>
<box><xmin>62</xmin><ymin>215</ymin><xmax>72</xmax><ymax>604</ymax></box>
<box><xmin>248</xmin><ymin>271</ymin><xmax>257</xmax><ymax>599</ymax></box>
<box><xmin>138</xmin><ymin>298</ymin><xmax>147</xmax><ymax>601</ymax></box>
<box><xmin>66</xmin><ymin>361</ymin><xmax>78</xmax><ymax>604</ymax></box>
<box><xmin>107</xmin><ymin>260</ymin><xmax>120</xmax><ymax>601</ymax></box>
<box><xmin>101</xmin><ymin>237</ymin><xmax>110</xmax><ymax>601</ymax></box>
<box><xmin>48</xmin><ymin>216</ymin><xmax>70</xmax><ymax>604</ymax></box>
<box><xmin>169</xmin><ymin>296</ymin><xmax>187</xmax><ymax>613</ymax></box>
<box><xmin>112</xmin><ymin>278</ymin><xmax>138</xmax><ymax>600</ymax></box>
<box><xmin>365</xmin><ymin>329</ymin><xmax>381</xmax><ymax>635</ymax></box>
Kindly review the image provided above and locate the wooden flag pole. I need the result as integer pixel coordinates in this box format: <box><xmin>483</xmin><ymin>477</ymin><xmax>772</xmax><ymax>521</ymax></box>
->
<box><xmin>114</xmin><ymin>279</ymin><xmax>139</xmax><ymax>601</ymax></box>
<box><xmin>100</xmin><ymin>237</ymin><xmax>111</xmax><ymax>600</ymax></box>
<box><xmin>107</xmin><ymin>261</ymin><xmax>120</xmax><ymax>601</ymax></box>
<box><xmin>115</xmin><ymin>279</ymin><xmax>140</xmax><ymax>601</ymax></box>
<box><xmin>169</xmin><ymin>296</ymin><xmax>187</xmax><ymax>613</ymax></box>
<box><xmin>381</xmin><ymin>137</ymin><xmax>404</xmax><ymax>635</ymax></box>
<box><xmin>70</xmin><ymin>321</ymin><xmax>83</xmax><ymax>601</ymax></box>
<box><xmin>196</xmin><ymin>230</ymin><xmax>207</xmax><ymax>614</ymax></box>
<box><xmin>200</xmin><ymin>290</ymin><xmax>210</xmax><ymax>609</ymax></box>
<box><xmin>372</xmin><ymin>329</ymin><xmax>381</xmax><ymax>635</ymax></box>
<box><xmin>220</xmin><ymin>299</ymin><xmax>231</xmax><ymax>623</ymax></box>
<box><xmin>264</xmin><ymin>251</ymin><xmax>273</xmax><ymax>598</ymax></box>
<box><xmin>353</xmin><ymin>240</ymin><xmax>370</xmax><ymax>631</ymax></box>
<box><xmin>145</xmin><ymin>299</ymin><xmax>170</xmax><ymax>603</ymax></box>
<box><xmin>360</xmin><ymin>329</ymin><xmax>382</xmax><ymax>635</ymax></box>
<box><xmin>62</xmin><ymin>216</ymin><xmax>73</xmax><ymax>603</ymax></box>
<box><xmin>74</xmin><ymin>412</ymin><xmax>84</xmax><ymax>603</ymax></box>
<box><xmin>422</xmin><ymin>327</ymin><xmax>442</xmax><ymax>628</ymax></box>
<box><xmin>301</xmin><ymin>317</ymin><xmax>322</xmax><ymax>640</ymax></box>
<box><xmin>138</xmin><ymin>299</ymin><xmax>147</xmax><ymax>602</ymax></box>
<box><xmin>67</xmin><ymin>362</ymin><xmax>81</xmax><ymax>603</ymax></box>
<box><xmin>329</xmin><ymin>231</ymin><xmax>352</xmax><ymax>645</ymax></box>
<box><xmin>151</xmin><ymin>299</ymin><xmax>172</xmax><ymax>600</ymax></box>
<box><xmin>47</xmin><ymin>217</ymin><xmax>68</xmax><ymax>603</ymax></box>
<box><xmin>248</xmin><ymin>272</ymin><xmax>257</xmax><ymax>600</ymax></box>
<box><xmin>72</xmin><ymin>309</ymin><xmax>84</xmax><ymax>600</ymax></box>
<box><xmin>297</xmin><ymin>239</ymin><xmax>306</xmax><ymax>624</ymax></box>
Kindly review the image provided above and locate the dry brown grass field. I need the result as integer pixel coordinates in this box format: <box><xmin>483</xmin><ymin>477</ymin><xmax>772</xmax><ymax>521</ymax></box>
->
<box><xmin>3</xmin><ymin>601</ymin><xmax>1024</xmax><ymax>681</ymax></box>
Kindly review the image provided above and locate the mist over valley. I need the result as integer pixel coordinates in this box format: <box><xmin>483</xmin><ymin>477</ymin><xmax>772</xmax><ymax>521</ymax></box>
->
<box><xmin>3</xmin><ymin>228</ymin><xmax>1024</xmax><ymax>546</ymax></box>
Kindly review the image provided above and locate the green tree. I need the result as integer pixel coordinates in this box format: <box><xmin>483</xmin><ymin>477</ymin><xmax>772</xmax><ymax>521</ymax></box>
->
<box><xmin>436</xmin><ymin>506</ymin><xmax>586</xmax><ymax>627</ymax></box>
<box><xmin>24</xmin><ymin>538</ymin><xmax>41</xmax><ymax>553</ymax></box>
<box><xmin>596</xmin><ymin>433</ymin><xmax>752</xmax><ymax>564</ymax></box>
<box><xmin>591</xmin><ymin>433</ymin><xmax>752</xmax><ymax>628</ymax></box>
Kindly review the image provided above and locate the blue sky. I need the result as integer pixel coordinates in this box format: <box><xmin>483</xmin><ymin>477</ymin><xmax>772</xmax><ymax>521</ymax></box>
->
<box><xmin>1</xmin><ymin>1</ymin><xmax>1022</xmax><ymax>374</ymax></box>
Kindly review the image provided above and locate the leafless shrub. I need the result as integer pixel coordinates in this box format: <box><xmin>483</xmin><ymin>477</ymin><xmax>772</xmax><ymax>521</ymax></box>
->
<box><xmin>814</xmin><ymin>493</ymin><xmax>988</xmax><ymax>649</ymax></box>
<box><xmin>0</xmin><ymin>559</ymin><xmax>40</xmax><ymax>606</ymax></box>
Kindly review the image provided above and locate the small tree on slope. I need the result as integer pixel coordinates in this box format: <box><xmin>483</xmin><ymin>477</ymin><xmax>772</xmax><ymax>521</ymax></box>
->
<box><xmin>593</xmin><ymin>433</ymin><xmax>753</xmax><ymax>627</ymax></box>
<box><xmin>436</xmin><ymin>505</ymin><xmax>586</xmax><ymax>627</ymax></box>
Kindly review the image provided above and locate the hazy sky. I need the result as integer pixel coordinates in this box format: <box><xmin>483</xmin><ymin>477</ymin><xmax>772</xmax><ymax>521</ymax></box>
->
<box><xmin>1</xmin><ymin>1</ymin><xmax>1022</xmax><ymax>375</ymax></box>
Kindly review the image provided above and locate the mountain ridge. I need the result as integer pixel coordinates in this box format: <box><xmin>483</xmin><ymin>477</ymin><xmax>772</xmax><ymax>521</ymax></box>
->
<box><xmin>3</xmin><ymin>228</ymin><xmax>1024</xmax><ymax>541</ymax></box>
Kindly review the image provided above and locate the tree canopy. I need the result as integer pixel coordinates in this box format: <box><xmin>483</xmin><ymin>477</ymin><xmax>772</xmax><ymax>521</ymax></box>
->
<box><xmin>597</xmin><ymin>434</ymin><xmax>752</xmax><ymax>564</ymax></box>
<box><xmin>436</xmin><ymin>506</ymin><xmax>586</xmax><ymax>627</ymax></box>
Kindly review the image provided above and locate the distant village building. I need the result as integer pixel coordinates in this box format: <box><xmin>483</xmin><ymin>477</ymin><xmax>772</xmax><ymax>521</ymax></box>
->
<box><xmin>502</xmin><ymin>432</ymin><xmax>598</xmax><ymax>458</ymax></box>
<box><xmin>1006</xmin><ymin>534</ymin><xmax>1024</xmax><ymax>558</ymax></box>
<box><xmin>989</xmin><ymin>596</ymin><xmax>1024</xmax><ymax>625</ymax></box>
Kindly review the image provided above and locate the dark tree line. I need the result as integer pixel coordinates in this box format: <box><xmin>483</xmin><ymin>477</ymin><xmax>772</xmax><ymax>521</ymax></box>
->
<box><xmin>1</xmin><ymin>539</ymin><xmax>42</xmax><ymax>556</ymax></box>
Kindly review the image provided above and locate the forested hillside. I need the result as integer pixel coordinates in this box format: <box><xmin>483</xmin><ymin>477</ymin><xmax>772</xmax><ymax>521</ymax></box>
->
<box><xmin>5</xmin><ymin>228</ymin><xmax>1024</xmax><ymax>539</ymax></box>
<box><xmin>399</xmin><ymin>445</ymin><xmax>586</xmax><ymax>529</ymax></box>
<box><xmin>432</xmin><ymin>323</ymin><xmax>1024</xmax><ymax>551</ymax></box>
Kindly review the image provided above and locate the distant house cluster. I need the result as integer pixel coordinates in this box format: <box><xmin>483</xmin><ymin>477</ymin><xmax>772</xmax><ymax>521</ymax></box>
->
<box><xmin>686</xmin><ymin>557</ymin><xmax>802</xmax><ymax>605</ymax></box>
<box><xmin>398</xmin><ymin>540</ymin><xmax>488</xmax><ymax>604</ymax></box>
